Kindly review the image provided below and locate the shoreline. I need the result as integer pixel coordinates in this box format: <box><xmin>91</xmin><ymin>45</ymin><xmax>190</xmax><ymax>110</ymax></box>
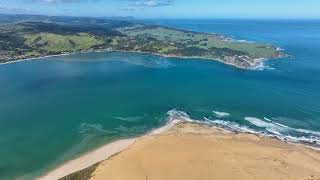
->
<box><xmin>0</xmin><ymin>53</ymin><xmax>76</xmax><ymax>66</ymax></box>
<box><xmin>0</xmin><ymin>49</ymin><xmax>285</xmax><ymax>70</ymax></box>
<box><xmin>89</xmin><ymin>122</ymin><xmax>320</xmax><ymax>180</ymax></box>
<box><xmin>38</xmin><ymin>116</ymin><xmax>319</xmax><ymax>180</ymax></box>
<box><xmin>37</xmin><ymin>119</ymin><xmax>182</xmax><ymax>180</ymax></box>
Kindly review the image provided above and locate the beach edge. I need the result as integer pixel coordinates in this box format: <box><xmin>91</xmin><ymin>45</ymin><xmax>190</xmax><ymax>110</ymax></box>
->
<box><xmin>37</xmin><ymin>119</ymin><xmax>182</xmax><ymax>180</ymax></box>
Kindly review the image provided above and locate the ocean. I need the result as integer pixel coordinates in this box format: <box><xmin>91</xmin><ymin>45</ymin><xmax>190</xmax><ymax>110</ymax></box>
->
<box><xmin>0</xmin><ymin>19</ymin><xmax>320</xmax><ymax>179</ymax></box>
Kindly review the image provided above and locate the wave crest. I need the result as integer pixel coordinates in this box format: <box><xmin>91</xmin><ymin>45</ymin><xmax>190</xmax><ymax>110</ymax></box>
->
<box><xmin>166</xmin><ymin>109</ymin><xmax>319</xmax><ymax>146</ymax></box>
<box><xmin>213</xmin><ymin>111</ymin><xmax>230</xmax><ymax>118</ymax></box>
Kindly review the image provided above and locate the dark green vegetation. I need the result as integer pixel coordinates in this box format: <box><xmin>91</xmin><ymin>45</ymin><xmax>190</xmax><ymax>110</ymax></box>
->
<box><xmin>0</xmin><ymin>14</ymin><xmax>284</xmax><ymax>68</ymax></box>
<box><xmin>59</xmin><ymin>163</ymin><xmax>99</xmax><ymax>180</ymax></box>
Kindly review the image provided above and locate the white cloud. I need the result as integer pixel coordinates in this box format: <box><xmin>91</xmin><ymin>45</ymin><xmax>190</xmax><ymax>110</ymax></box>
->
<box><xmin>32</xmin><ymin>0</ymin><xmax>93</xmax><ymax>3</ymax></box>
<box><xmin>121</xmin><ymin>0</ymin><xmax>174</xmax><ymax>11</ymax></box>
<box><xmin>0</xmin><ymin>3</ymin><xmax>32</xmax><ymax>13</ymax></box>
<box><xmin>136</xmin><ymin>0</ymin><xmax>174</xmax><ymax>7</ymax></box>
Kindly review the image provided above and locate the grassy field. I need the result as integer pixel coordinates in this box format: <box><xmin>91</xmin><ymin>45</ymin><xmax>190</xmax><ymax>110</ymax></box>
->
<box><xmin>0</xmin><ymin>17</ymin><xmax>284</xmax><ymax>68</ymax></box>
<box><xmin>24</xmin><ymin>33</ymin><xmax>104</xmax><ymax>52</ymax></box>
<box><xmin>120</xmin><ymin>26</ymin><xmax>278</xmax><ymax>58</ymax></box>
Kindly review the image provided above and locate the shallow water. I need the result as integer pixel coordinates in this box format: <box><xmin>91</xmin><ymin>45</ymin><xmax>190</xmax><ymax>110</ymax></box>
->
<box><xmin>0</xmin><ymin>19</ymin><xmax>320</xmax><ymax>179</ymax></box>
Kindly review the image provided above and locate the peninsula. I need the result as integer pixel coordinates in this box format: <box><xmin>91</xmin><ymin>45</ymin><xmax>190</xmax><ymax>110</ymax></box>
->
<box><xmin>0</xmin><ymin>14</ymin><xmax>284</xmax><ymax>69</ymax></box>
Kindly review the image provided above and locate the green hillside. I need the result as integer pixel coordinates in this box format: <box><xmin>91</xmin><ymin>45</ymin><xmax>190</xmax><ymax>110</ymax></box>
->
<box><xmin>0</xmin><ymin>15</ymin><xmax>285</xmax><ymax>68</ymax></box>
<box><xmin>24</xmin><ymin>33</ymin><xmax>104</xmax><ymax>52</ymax></box>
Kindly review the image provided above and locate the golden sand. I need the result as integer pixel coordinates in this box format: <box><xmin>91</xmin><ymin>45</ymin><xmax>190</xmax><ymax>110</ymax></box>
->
<box><xmin>91</xmin><ymin>122</ymin><xmax>320</xmax><ymax>180</ymax></box>
<box><xmin>39</xmin><ymin>120</ymin><xmax>181</xmax><ymax>180</ymax></box>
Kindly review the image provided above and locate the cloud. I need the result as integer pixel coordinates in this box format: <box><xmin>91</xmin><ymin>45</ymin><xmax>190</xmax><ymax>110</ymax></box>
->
<box><xmin>25</xmin><ymin>0</ymin><xmax>174</xmax><ymax>7</ymax></box>
<box><xmin>30</xmin><ymin>0</ymin><xmax>96</xmax><ymax>3</ymax></box>
<box><xmin>17</xmin><ymin>0</ymin><xmax>174</xmax><ymax>13</ymax></box>
<box><xmin>0</xmin><ymin>4</ymin><xmax>32</xmax><ymax>13</ymax></box>
<box><xmin>121</xmin><ymin>0</ymin><xmax>174</xmax><ymax>11</ymax></box>
<box><xmin>132</xmin><ymin>0</ymin><xmax>174</xmax><ymax>7</ymax></box>
<box><xmin>120</xmin><ymin>6</ymin><xmax>139</xmax><ymax>11</ymax></box>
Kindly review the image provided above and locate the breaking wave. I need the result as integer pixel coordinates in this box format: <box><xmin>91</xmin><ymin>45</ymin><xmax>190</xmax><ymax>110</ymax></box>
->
<box><xmin>166</xmin><ymin>109</ymin><xmax>320</xmax><ymax>147</ymax></box>
<box><xmin>251</xmin><ymin>61</ymin><xmax>275</xmax><ymax>71</ymax></box>
<box><xmin>212</xmin><ymin>111</ymin><xmax>230</xmax><ymax>118</ymax></box>
<box><xmin>244</xmin><ymin>117</ymin><xmax>320</xmax><ymax>143</ymax></box>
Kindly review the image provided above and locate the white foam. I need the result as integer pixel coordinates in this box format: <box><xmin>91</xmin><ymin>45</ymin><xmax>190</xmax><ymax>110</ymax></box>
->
<box><xmin>244</xmin><ymin>116</ymin><xmax>320</xmax><ymax>144</ymax></box>
<box><xmin>114</xmin><ymin>116</ymin><xmax>145</xmax><ymax>122</ymax></box>
<box><xmin>263</xmin><ymin>117</ymin><xmax>289</xmax><ymax>128</ymax></box>
<box><xmin>245</xmin><ymin>117</ymin><xmax>283</xmax><ymax>135</ymax></box>
<box><xmin>165</xmin><ymin>110</ymin><xmax>319</xmax><ymax>146</ymax></box>
<box><xmin>295</xmin><ymin>128</ymin><xmax>320</xmax><ymax>136</ymax></box>
<box><xmin>263</xmin><ymin>117</ymin><xmax>320</xmax><ymax>136</ymax></box>
<box><xmin>205</xmin><ymin>118</ymin><xmax>257</xmax><ymax>134</ymax></box>
<box><xmin>79</xmin><ymin>123</ymin><xmax>116</xmax><ymax>134</ymax></box>
<box><xmin>245</xmin><ymin>117</ymin><xmax>271</xmax><ymax>128</ymax></box>
<box><xmin>167</xmin><ymin>109</ymin><xmax>193</xmax><ymax>122</ymax></box>
<box><xmin>212</xmin><ymin>111</ymin><xmax>230</xmax><ymax>118</ymax></box>
<box><xmin>251</xmin><ymin>61</ymin><xmax>275</xmax><ymax>71</ymax></box>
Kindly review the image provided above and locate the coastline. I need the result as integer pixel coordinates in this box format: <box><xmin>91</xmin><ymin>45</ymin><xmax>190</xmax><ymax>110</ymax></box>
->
<box><xmin>0</xmin><ymin>53</ymin><xmax>76</xmax><ymax>66</ymax></box>
<box><xmin>37</xmin><ymin>119</ymin><xmax>182</xmax><ymax>180</ymax></box>
<box><xmin>89</xmin><ymin>122</ymin><xmax>320</xmax><ymax>180</ymax></box>
<box><xmin>0</xmin><ymin>49</ymin><xmax>285</xmax><ymax>70</ymax></box>
<box><xmin>38</xmin><ymin>116</ymin><xmax>320</xmax><ymax>180</ymax></box>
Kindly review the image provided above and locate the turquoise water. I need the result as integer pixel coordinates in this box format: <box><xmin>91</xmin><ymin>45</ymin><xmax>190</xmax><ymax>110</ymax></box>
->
<box><xmin>1</xmin><ymin>20</ymin><xmax>320</xmax><ymax>179</ymax></box>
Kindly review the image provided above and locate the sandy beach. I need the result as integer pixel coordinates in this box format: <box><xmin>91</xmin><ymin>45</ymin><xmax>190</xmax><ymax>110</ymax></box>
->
<box><xmin>38</xmin><ymin>120</ymin><xmax>181</xmax><ymax>180</ymax></box>
<box><xmin>89</xmin><ymin>122</ymin><xmax>320</xmax><ymax>180</ymax></box>
<box><xmin>42</xmin><ymin>120</ymin><xmax>320</xmax><ymax>180</ymax></box>
<box><xmin>0</xmin><ymin>53</ymin><xmax>75</xmax><ymax>66</ymax></box>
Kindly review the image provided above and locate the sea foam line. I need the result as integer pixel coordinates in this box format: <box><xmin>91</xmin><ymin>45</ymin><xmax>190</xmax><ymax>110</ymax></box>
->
<box><xmin>167</xmin><ymin>109</ymin><xmax>320</xmax><ymax>147</ymax></box>
<box><xmin>37</xmin><ymin>113</ymin><xmax>181</xmax><ymax>180</ymax></box>
<box><xmin>37</xmin><ymin>109</ymin><xmax>320</xmax><ymax>180</ymax></box>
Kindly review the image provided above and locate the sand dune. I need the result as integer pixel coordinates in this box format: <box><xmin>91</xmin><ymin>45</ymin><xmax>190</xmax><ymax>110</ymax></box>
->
<box><xmin>90</xmin><ymin>122</ymin><xmax>320</xmax><ymax>180</ymax></box>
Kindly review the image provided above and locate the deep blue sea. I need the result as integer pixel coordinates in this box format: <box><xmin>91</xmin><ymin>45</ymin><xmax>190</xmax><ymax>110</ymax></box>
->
<box><xmin>0</xmin><ymin>19</ymin><xmax>320</xmax><ymax>179</ymax></box>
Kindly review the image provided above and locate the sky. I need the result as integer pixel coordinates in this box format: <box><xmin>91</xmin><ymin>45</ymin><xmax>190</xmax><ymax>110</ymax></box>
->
<box><xmin>0</xmin><ymin>0</ymin><xmax>319</xmax><ymax>19</ymax></box>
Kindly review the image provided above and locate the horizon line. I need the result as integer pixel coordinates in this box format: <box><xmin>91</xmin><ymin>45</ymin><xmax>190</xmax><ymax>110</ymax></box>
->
<box><xmin>1</xmin><ymin>13</ymin><xmax>320</xmax><ymax>21</ymax></box>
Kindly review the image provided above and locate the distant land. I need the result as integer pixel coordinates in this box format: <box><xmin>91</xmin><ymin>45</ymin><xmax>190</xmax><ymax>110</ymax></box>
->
<box><xmin>0</xmin><ymin>14</ymin><xmax>285</xmax><ymax>69</ymax></box>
